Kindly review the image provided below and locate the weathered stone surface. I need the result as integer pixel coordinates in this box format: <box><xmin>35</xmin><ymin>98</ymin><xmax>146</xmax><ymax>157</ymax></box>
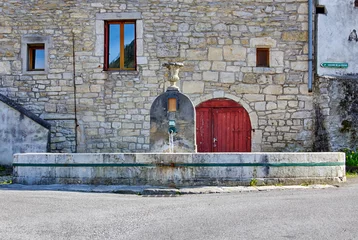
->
<box><xmin>157</xmin><ymin>42</ymin><xmax>179</xmax><ymax>57</ymax></box>
<box><xmin>182</xmin><ymin>81</ymin><xmax>205</xmax><ymax>94</ymax></box>
<box><xmin>13</xmin><ymin>152</ymin><xmax>346</xmax><ymax>186</ymax></box>
<box><xmin>231</xmin><ymin>84</ymin><xmax>260</xmax><ymax>94</ymax></box>
<box><xmin>282</xmin><ymin>31</ymin><xmax>308</xmax><ymax>41</ymax></box>
<box><xmin>203</xmin><ymin>71</ymin><xmax>219</xmax><ymax>82</ymax></box>
<box><xmin>250</xmin><ymin>37</ymin><xmax>277</xmax><ymax>47</ymax></box>
<box><xmin>208</xmin><ymin>47</ymin><xmax>223</xmax><ymax>60</ymax></box>
<box><xmin>0</xmin><ymin>62</ymin><xmax>11</xmax><ymax>74</ymax></box>
<box><xmin>220</xmin><ymin>72</ymin><xmax>235</xmax><ymax>83</ymax></box>
<box><xmin>223</xmin><ymin>46</ymin><xmax>246</xmax><ymax>61</ymax></box>
<box><xmin>186</xmin><ymin>49</ymin><xmax>207</xmax><ymax>60</ymax></box>
<box><xmin>263</xmin><ymin>85</ymin><xmax>283</xmax><ymax>95</ymax></box>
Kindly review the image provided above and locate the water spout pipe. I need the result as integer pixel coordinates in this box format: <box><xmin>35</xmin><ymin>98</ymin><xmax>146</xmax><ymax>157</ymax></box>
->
<box><xmin>308</xmin><ymin>0</ymin><xmax>313</xmax><ymax>92</ymax></box>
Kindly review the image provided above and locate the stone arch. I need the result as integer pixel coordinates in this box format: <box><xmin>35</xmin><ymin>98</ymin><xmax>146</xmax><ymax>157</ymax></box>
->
<box><xmin>192</xmin><ymin>92</ymin><xmax>262</xmax><ymax>152</ymax></box>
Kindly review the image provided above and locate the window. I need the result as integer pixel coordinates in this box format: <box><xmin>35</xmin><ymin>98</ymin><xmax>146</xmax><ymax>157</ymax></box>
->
<box><xmin>355</xmin><ymin>0</ymin><xmax>358</xmax><ymax>7</ymax></box>
<box><xmin>256</xmin><ymin>48</ymin><xmax>270</xmax><ymax>67</ymax></box>
<box><xmin>21</xmin><ymin>35</ymin><xmax>50</xmax><ymax>74</ymax></box>
<box><xmin>316</xmin><ymin>6</ymin><xmax>326</xmax><ymax>14</ymax></box>
<box><xmin>104</xmin><ymin>21</ymin><xmax>136</xmax><ymax>71</ymax></box>
<box><xmin>28</xmin><ymin>44</ymin><xmax>45</xmax><ymax>71</ymax></box>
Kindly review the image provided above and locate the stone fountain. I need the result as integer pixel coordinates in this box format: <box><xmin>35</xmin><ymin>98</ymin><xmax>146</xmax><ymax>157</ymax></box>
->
<box><xmin>149</xmin><ymin>62</ymin><xmax>196</xmax><ymax>153</ymax></box>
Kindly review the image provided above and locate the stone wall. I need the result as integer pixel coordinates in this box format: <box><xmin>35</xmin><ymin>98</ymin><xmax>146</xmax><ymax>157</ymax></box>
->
<box><xmin>0</xmin><ymin>0</ymin><xmax>313</xmax><ymax>153</ymax></box>
<box><xmin>315</xmin><ymin>77</ymin><xmax>358</xmax><ymax>151</ymax></box>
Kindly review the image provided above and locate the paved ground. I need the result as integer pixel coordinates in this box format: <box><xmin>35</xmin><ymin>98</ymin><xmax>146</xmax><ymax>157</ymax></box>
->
<box><xmin>0</xmin><ymin>178</ymin><xmax>358</xmax><ymax>240</ymax></box>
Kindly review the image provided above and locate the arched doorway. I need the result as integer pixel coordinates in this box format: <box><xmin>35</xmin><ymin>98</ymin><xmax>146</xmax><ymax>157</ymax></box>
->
<box><xmin>196</xmin><ymin>98</ymin><xmax>252</xmax><ymax>152</ymax></box>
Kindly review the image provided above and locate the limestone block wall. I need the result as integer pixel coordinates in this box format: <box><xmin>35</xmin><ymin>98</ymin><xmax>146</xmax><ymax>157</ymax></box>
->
<box><xmin>0</xmin><ymin>0</ymin><xmax>313</xmax><ymax>153</ymax></box>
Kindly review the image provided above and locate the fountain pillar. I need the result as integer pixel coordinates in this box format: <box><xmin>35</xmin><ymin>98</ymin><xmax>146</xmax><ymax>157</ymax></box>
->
<box><xmin>149</xmin><ymin>62</ymin><xmax>197</xmax><ymax>153</ymax></box>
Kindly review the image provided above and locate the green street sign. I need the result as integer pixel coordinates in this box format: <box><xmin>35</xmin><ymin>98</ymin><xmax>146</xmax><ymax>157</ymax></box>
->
<box><xmin>320</xmin><ymin>62</ymin><xmax>348</xmax><ymax>68</ymax></box>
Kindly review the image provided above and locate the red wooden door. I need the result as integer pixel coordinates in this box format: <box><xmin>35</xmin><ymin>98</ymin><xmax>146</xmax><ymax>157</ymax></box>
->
<box><xmin>196</xmin><ymin>99</ymin><xmax>251</xmax><ymax>152</ymax></box>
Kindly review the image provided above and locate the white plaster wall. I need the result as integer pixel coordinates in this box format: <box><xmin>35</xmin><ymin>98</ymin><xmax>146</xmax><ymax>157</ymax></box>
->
<box><xmin>317</xmin><ymin>0</ymin><xmax>358</xmax><ymax>76</ymax></box>
<box><xmin>0</xmin><ymin>101</ymin><xmax>49</xmax><ymax>165</ymax></box>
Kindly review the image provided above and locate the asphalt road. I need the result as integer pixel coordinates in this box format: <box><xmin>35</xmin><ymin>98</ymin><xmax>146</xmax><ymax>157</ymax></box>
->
<box><xmin>1</xmin><ymin>179</ymin><xmax>358</xmax><ymax>240</ymax></box>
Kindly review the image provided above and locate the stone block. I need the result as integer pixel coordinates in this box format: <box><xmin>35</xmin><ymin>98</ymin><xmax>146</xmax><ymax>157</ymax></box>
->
<box><xmin>0</xmin><ymin>62</ymin><xmax>11</xmax><ymax>74</ymax></box>
<box><xmin>220</xmin><ymin>72</ymin><xmax>235</xmax><ymax>83</ymax></box>
<box><xmin>212</xmin><ymin>61</ymin><xmax>226</xmax><ymax>71</ymax></box>
<box><xmin>186</xmin><ymin>49</ymin><xmax>207</xmax><ymax>60</ymax></box>
<box><xmin>195</xmin><ymin>22</ymin><xmax>211</xmax><ymax>32</ymax></box>
<box><xmin>291</xmin><ymin>61</ymin><xmax>308</xmax><ymax>71</ymax></box>
<box><xmin>274</xmin><ymin>74</ymin><xmax>286</xmax><ymax>84</ymax></box>
<box><xmin>157</xmin><ymin>42</ymin><xmax>179</xmax><ymax>57</ymax></box>
<box><xmin>263</xmin><ymin>85</ymin><xmax>283</xmax><ymax>95</ymax></box>
<box><xmin>231</xmin><ymin>84</ymin><xmax>260</xmax><ymax>94</ymax></box>
<box><xmin>190</xmin><ymin>38</ymin><xmax>206</xmax><ymax>48</ymax></box>
<box><xmin>247</xmin><ymin>53</ymin><xmax>256</xmax><ymax>67</ymax></box>
<box><xmin>243</xmin><ymin>94</ymin><xmax>264</xmax><ymax>102</ymax></box>
<box><xmin>208</xmin><ymin>47</ymin><xmax>223</xmax><ymax>60</ymax></box>
<box><xmin>203</xmin><ymin>71</ymin><xmax>219</xmax><ymax>82</ymax></box>
<box><xmin>178</xmin><ymin>23</ymin><xmax>189</xmax><ymax>32</ymax></box>
<box><xmin>182</xmin><ymin>81</ymin><xmax>205</xmax><ymax>94</ymax></box>
<box><xmin>267</xmin><ymin>102</ymin><xmax>277</xmax><ymax>110</ymax></box>
<box><xmin>137</xmin><ymin>57</ymin><xmax>148</xmax><ymax>65</ymax></box>
<box><xmin>282</xmin><ymin>31</ymin><xmax>308</xmax><ymax>42</ymax></box>
<box><xmin>291</xmin><ymin>111</ymin><xmax>312</xmax><ymax>119</ymax></box>
<box><xmin>250</xmin><ymin>37</ymin><xmax>277</xmax><ymax>47</ymax></box>
<box><xmin>270</xmin><ymin>51</ymin><xmax>284</xmax><ymax>67</ymax></box>
<box><xmin>199</xmin><ymin>61</ymin><xmax>211</xmax><ymax>70</ymax></box>
<box><xmin>284</xmin><ymin>87</ymin><xmax>299</xmax><ymax>95</ymax></box>
<box><xmin>255</xmin><ymin>102</ymin><xmax>266</xmax><ymax>111</ymax></box>
<box><xmin>223</xmin><ymin>46</ymin><xmax>246</xmax><ymax>61</ymax></box>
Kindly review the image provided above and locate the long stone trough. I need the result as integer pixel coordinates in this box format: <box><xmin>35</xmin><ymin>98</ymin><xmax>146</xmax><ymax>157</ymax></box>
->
<box><xmin>13</xmin><ymin>152</ymin><xmax>346</xmax><ymax>186</ymax></box>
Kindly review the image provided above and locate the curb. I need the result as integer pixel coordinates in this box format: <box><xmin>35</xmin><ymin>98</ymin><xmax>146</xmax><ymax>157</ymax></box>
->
<box><xmin>0</xmin><ymin>184</ymin><xmax>337</xmax><ymax>195</ymax></box>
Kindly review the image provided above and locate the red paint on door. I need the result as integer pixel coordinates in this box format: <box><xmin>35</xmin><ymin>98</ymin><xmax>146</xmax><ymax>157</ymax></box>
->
<box><xmin>196</xmin><ymin>99</ymin><xmax>252</xmax><ymax>152</ymax></box>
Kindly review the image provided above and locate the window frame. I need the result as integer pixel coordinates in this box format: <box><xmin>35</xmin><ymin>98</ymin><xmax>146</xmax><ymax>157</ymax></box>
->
<box><xmin>28</xmin><ymin>44</ymin><xmax>45</xmax><ymax>71</ymax></box>
<box><xmin>104</xmin><ymin>20</ymin><xmax>137</xmax><ymax>71</ymax></box>
<box><xmin>256</xmin><ymin>48</ymin><xmax>270</xmax><ymax>68</ymax></box>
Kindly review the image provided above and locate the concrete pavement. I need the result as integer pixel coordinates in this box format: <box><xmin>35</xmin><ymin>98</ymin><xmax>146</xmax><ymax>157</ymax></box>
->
<box><xmin>0</xmin><ymin>178</ymin><xmax>358</xmax><ymax>240</ymax></box>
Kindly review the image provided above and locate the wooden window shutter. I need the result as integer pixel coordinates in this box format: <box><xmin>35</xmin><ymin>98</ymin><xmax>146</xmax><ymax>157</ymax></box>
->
<box><xmin>104</xmin><ymin>22</ymin><xmax>109</xmax><ymax>70</ymax></box>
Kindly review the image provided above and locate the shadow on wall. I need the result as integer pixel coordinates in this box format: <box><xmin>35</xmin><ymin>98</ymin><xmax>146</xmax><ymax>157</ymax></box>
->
<box><xmin>0</xmin><ymin>94</ymin><xmax>50</xmax><ymax>166</ymax></box>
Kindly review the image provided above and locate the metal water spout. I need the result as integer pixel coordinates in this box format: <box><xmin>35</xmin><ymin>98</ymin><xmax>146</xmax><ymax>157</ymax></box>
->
<box><xmin>163</xmin><ymin>62</ymin><xmax>184</xmax><ymax>90</ymax></box>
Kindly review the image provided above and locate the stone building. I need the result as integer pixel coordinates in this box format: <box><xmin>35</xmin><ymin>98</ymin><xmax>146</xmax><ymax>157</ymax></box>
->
<box><xmin>315</xmin><ymin>0</ymin><xmax>358</xmax><ymax>151</ymax></box>
<box><xmin>0</xmin><ymin>0</ymin><xmax>315</xmax><ymax>163</ymax></box>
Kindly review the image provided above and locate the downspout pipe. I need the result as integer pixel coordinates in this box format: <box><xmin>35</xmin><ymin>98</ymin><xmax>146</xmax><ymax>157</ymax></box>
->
<box><xmin>308</xmin><ymin>0</ymin><xmax>313</xmax><ymax>92</ymax></box>
<box><xmin>72</xmin><ymin>32</ymin><xmax>78</xmax><ymax>153</ymax></box>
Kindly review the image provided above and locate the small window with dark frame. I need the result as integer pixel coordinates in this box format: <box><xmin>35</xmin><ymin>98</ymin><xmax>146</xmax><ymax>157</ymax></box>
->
<box><xmin>28</xmin><ymin>44</ymin><xmax>45</xmax><ymax>71</ymax></box>
<box><xmin>355</xmin><ymin>0</ymin><xmax>358</xmax><ymax>7</ymax></box>
<box><xmin>316</xmin><ymin>5</ymin><xmax>326</xmax><ymax>14</ymax></box>
<box><xmin>256</xmin><ymin>48</ymin><xmax>270</xmax><ymax>67</ymax></box>
<box><xmin>104</xmin><ymin>21</ymin><xmax>136</xmax><ymax>71</ymax></box>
